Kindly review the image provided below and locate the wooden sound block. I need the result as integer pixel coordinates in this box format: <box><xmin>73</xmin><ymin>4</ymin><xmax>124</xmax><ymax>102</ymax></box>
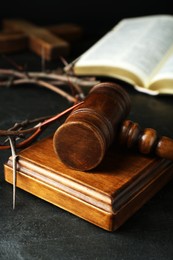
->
<box><xmin>4</xmin><ymin>136</ymin><xmax>173</xmax><ymax>231</ymax></box>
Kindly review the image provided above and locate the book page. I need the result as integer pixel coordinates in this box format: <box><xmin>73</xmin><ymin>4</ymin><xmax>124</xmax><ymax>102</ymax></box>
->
<box><xmin>148</xmin><ymin>50</ymin><xmax>173</xmax><ymax>93</ymax></box>
<box><xmin>74</xmin><ymin>15</ymin><xmax>173</xmax><ymax>87</ymax></box>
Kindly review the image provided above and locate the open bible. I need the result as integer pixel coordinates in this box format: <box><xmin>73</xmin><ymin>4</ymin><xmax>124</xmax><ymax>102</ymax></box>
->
<box><xmin>73</xmin><ymin>15</ymin><xmax>173</xmax><ymax>95</ymax></box>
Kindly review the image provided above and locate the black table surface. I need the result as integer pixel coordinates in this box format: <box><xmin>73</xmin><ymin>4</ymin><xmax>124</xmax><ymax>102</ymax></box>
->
<box><xmin>0</xmin><ymin>38</ymin><xmax>173</xmax><ymax>260</ymax></box>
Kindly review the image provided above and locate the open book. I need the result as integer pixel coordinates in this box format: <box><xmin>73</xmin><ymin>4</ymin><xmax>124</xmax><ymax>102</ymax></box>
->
<box><xmin>73</xmin><ymin>15</ymin><xmax>173</xmax><ymax>95</ymax></box>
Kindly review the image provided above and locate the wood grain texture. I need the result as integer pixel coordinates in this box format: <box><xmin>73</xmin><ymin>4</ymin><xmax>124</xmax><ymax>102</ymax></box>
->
<box><xmin>53</xmin><ymin>82</ymin><xmax>131</xmax><ymax>171</ymax></box>
<box><xmin>2</xmin><ymin>19</ymin><xmax>70</xmax><ymax>60</ymax></box>
<box><xmin>46</xmin><ymin>23</ymin><xmax>83</xmax><ymax>42</ymax></box>
<box><xmin>119</xmin><ymin>120</ymin><xmax>173</xmax><ymax>161</ymax></box>
<box><xmin>4</xmin><ymin>136</ymin><xmax>173</xmax><ymax>231</ymax></box>
<box><xmin>53</xmin><ymin>80</ymin><xmax>173</xmax><ymax>171</ymax></box>
<box><xmin>0</xmin><ymin>32</ymin><xmax>27</xmax><ymax>53</ymax></box>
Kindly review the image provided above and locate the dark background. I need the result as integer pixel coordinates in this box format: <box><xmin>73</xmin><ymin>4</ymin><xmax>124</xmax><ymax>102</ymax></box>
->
<box><xmin>0</xmin><ymin>1</ymin><xmax>173</xmax><ymax>260</ymax></box>
<box><xmin>1</xmin><ymin>0</ymin><xmax>173</xmax><ymax>34</ymax></box>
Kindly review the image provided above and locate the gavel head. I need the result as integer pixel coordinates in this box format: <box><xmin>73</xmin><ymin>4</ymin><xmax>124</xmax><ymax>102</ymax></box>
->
<box><xmin>53</xmin><ymin>82</ymin><xmax>131</xmax><ymax>171</ymax></box>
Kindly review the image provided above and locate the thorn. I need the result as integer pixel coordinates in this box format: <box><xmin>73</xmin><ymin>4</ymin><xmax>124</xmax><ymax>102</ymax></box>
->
<box><xmin>8</xmin><ymin>137</ymin><xmax>18</xmax><ymax>210</ymax></box>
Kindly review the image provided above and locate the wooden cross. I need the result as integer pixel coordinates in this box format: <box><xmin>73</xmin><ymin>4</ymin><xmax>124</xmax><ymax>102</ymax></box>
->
<box><xmin>0</xmin><ymin>19</ymin><xmax>82</xmax><ymax>60</ymax></box>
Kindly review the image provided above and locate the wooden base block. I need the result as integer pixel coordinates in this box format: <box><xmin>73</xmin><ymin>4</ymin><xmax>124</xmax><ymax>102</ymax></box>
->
<box><xmin>4</xmin><ymin>136</ymin><xmax>173</xmax><ymax>231</ymax></box>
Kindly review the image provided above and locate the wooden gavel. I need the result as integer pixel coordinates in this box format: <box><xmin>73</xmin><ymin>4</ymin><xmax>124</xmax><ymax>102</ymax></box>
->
<box><xmin>53</xmin><ymin>82</ymin><xmax>173</xmax><ymax>171</ymax></box>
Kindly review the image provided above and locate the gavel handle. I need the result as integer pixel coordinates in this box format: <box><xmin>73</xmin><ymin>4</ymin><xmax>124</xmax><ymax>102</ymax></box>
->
<box><xmin>119</xmin><ymin>120</ymin><xmax>173</xmax><ymax>161</ymax></box>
